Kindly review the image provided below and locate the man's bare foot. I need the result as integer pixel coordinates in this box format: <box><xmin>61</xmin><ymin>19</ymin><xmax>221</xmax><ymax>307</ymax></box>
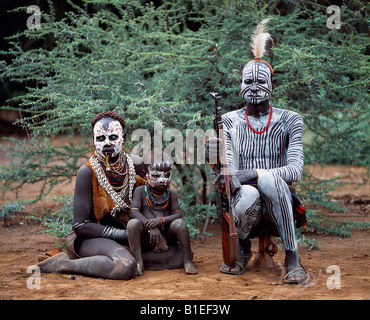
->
<box><xmin>37</xmin><ymin>252</ymin><xmax>69</xmax><ymax>273</ymax></box>
<box><xmin>283</xmin><ymin>250</ymin><xmax>309</xmax><ymax>284</ymax></box>
<box><xmin>184</xmin><ymin>262</ymin><xmax>197</xmax><ymax>275</ymax></box>
<box><xmin>283</xmin><ymin>266</ymin><xmax>309</xmax><ymax>284</ymax></box>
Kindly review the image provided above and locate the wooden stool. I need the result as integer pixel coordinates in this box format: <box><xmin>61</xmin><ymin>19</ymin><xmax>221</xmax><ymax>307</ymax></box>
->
<box><xmin>249</xmin><ymin>219</ymin><xmax>280</xmax><ymax>269</ymax></box>
<box><xmin>253</xmin><ymin>235</ymin><xmax>275</xmax><ymax>268</ymax></box>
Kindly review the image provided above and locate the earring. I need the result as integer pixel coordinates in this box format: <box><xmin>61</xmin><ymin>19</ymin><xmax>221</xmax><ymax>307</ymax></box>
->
<box><xmin>92</xmin><ymin>145</ymin><xmax>96</xmax><ymax>156</ymax></box>
<box><xmin>122</xmin><ymin>142</ymin><xmax>127</xmax><ymax>154</ymax></box>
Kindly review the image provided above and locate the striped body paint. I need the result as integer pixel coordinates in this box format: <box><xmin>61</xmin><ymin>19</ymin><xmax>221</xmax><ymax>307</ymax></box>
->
<box><xmin>222</xmin><ymin>106</ymin><xmax>304</xmax><ymax>250</ymax></box>
<box><xmin>241</xmin><ymin>60</ymin><xmax>272</xmax><ymax>105</ymax></box>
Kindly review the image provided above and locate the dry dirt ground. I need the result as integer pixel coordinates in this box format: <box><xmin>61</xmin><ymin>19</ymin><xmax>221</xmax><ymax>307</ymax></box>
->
<box><xmin>0</xmin><ymin>138</ymin><xmax>369</xmax><ymax>300</ymax></box>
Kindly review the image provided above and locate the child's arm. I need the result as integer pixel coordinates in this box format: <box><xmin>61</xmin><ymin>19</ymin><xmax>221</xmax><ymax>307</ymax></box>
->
<box><xmin>162</xmin><ymin>189</ymin><xmax>182</xmax><ymax>223</ymax></box>
<box><xmin>144</xmin><ymin>189</ymin><xmax>182</xmax><ymax>230</ymax></box>
<box><xmin>130</xmin><ymin>186</ymin><xmax>163</xmax><ymax>246</ymax></box>
<box><xmin>129</xmin><ymin>187</ymin><xmax>148</xmax><ymax>226</ymax></box>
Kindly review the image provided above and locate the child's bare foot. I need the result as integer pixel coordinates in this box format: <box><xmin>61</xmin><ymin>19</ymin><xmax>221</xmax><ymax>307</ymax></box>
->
<box><xmin>184</xmin><ymin>262</ymin><xmax>197</xmax><ymax>275</ymax></box>
<box><xmin>136</xmin><ymin>262</ymin><xmax>143</xmax><ymax>276</ymax></box>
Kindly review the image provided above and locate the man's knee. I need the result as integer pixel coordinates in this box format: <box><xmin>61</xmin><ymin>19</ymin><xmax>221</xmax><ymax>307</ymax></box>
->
<box><xmin>258</xmin><ymin>172</ymin><xmax>287</xmax><ymax>198</ymax></box>
<box><xmin>232</xmin><ymin>185</ymin><xmax>261</xmax><ymax>238</ymax></box>
<box><xmin>232</xmin><ymin>185</ymin><xmax>260</xmax><ymax>217</ymax></box>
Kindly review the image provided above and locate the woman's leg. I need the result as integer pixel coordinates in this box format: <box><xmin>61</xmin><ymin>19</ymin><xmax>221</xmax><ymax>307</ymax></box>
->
<box><xmin>38</xmin><ymin>237</ymin><xmax>137</xmax><ymax>280</ymax></box>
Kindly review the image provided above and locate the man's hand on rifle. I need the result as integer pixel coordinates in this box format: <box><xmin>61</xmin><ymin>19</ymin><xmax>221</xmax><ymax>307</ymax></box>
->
<box><xmin>206</xmin><ymin>137</ymin><xmax>258</xmax><ymax>192</ymax></box>
<box><xmin>213</xmin><ymin>169</ymin><xmax>258</xmax><ymax>185</ymax></box>
<box><xmin>213</xmin><ymin>169</ymin><xmax>258</xmax><ymax>193</ymax></box>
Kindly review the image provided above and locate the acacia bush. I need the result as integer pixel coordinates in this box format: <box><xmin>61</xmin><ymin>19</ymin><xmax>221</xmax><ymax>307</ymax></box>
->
<box><xmin>0</xmin><ymin>0</ymin><xmax>368</xmax><ymax>239</ymax></box>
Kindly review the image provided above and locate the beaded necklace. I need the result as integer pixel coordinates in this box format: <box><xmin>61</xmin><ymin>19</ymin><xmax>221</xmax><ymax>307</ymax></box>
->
<box><xmin>145</xmin><ymin>183</ymin><xmax>170</xmax><ymax>209</ymax></box>
<box><xmin>102</xmin><ymin>162</ymin><xmax>127</xmax><ymax>189</ymax></box>
<box><xmin>89</xmin><ymin>154</ymin><xmax>136</xmax><ymax>216</ymax></box>
<box><xmin>95</xmin><ymin>151</ymin><xmax>128</xmax><ymax>190</ymax></box>
<box><xmin>244</xmin><ymin>105</ymin><xmax>273</xmax><ymax>134</ymax></box>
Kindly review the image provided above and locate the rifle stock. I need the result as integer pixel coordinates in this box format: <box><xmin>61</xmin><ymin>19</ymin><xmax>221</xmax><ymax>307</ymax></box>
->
<box><xmin>210</xmin><ymin>92</ymin><xmax>238</xmax><ymax>267</ymax></box>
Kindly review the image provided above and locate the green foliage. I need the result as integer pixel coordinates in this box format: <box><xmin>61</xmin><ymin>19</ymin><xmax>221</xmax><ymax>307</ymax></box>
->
<box><xmin>295</xmin><ymin>222</ymin><xmax>321</xmax><ymax>251</ymax></box>
<box><xmin>0</xmin><ymin>137</ymin><xmax>86</xmax><ymax>199</ymax></box>
<box><xmin>296</xmin><ymin>170</ymin><xmax>346</xmax><ymax>212</ymax></box>
<box><xmin>293</xmin><ymin>207</ymin><xmax>370</xmax><ymax>250</ymax></box>
<box><xmin>2</xmin><ymin>1</ymin><xmax>368</xmax><ymax>160</ymax></box>
<box><xmin>29</xmin><ymin>194</ymin><xmax>73</xmax><ymax>242</ymax></box>
<box><xmin>294</xmin><ymin>171</ymin><xmax>359</xmax><ymax>248</ymax></box>
<box><xmin>0</xmin><ymin>199</ymin><xmax>26</xmax><ymax>220</ymax></box>
<box><xmin>174</xmin><ymin>164</ymin><xmax>217</xmax><ymax>238</ymax></box>
<box><xmin>0</xmin><ymin>0</ymin><xmax>368</xmax><ymax>238</ymax></box>
<box><xmin>304</xmin><ymin>208</ymin><xmax>370</xmax><ymax>238</ymax></box>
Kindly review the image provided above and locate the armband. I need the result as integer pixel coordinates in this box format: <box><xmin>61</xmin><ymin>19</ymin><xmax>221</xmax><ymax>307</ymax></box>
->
<box><xmin>102</xmin><ymin>226</ymin><xmax>128</xmax><ymax>243</ymax></box>
<box><xmin>72</xmin><ymin>220</ymin><xmax>90</xmax><ymax>230</ymax></box>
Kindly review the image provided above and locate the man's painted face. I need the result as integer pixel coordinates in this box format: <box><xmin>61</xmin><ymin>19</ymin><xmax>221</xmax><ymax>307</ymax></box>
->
<box><xmin>241</xmin><ymin>61</ymin><xmax>272</xmax><ymax>105</ymax></box>
<box><xmin>146</xmin><ymin>163</ymin><xmax>172</xmax><ymax>191</ymax></box>
<box><xmin>94</xmin><ymin>118</ymin><xmax>124</xmax><ymax>158</ymax></box>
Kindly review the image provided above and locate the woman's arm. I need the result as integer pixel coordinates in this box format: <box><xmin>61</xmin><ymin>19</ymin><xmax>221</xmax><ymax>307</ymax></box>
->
<box><xmin>72</xmin><ymin>164</ymin><xmax>105</xmax><ymax>238</ymax></box>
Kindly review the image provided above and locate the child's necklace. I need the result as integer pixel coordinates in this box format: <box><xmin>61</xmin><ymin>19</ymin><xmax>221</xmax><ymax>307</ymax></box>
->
<box><xmin>145</xmin><ymin>183</ymin><xmax>170</xmax><ymax>209</ymax></box>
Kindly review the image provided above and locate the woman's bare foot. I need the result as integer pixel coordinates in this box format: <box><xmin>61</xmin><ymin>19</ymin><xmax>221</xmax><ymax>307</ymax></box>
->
<box><xmin>37</xmin><ymin>252</ymin><xmax>69</xmax><ymax>273</ymax></box>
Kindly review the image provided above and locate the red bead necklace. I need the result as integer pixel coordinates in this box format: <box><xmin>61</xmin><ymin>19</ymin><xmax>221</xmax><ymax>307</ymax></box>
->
<box><xmin>244</xmin><ymin>105</ymin><xmax>273</xmax><ymax>134</ymax></box>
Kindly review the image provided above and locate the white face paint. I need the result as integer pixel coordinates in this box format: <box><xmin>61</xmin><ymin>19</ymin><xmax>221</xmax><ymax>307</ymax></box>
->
<box><xmin>241</xmin><ymin>61</ymin><xmax>272</xmax><ymax>105</ymax></box>
<box><xmin>94</xmin><ymin>119</ymin><xmax>124</xmax><ymax>158</ymax></box>
<box><xmin>147</xmin><ymin>167</ymin><xmax>172</xmax><ymax>191</ymax></box>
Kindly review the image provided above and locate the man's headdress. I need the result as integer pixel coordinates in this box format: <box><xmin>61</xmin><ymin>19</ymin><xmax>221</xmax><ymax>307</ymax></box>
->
<box><xmin>244</xmin><ymin>18</ymin><xmax>277</xmax><ymax>74</ymax></box>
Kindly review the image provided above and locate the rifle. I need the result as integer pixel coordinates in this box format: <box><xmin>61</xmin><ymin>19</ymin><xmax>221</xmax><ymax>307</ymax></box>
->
<box><xmin>209</xmin><ymin>92</ymin><xmax>238</xmax><ymax>268</ymax></box>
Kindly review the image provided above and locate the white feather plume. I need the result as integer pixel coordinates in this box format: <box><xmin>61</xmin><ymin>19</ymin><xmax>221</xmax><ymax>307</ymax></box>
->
<box><xmin>250</xmin><ymin>18</ymin><xmax>274</xmax><ymax>59</ymax></box>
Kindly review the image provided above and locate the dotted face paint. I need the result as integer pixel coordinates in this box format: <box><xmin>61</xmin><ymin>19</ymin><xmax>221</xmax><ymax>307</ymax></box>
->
<box><xmin>94</xmin><ymin>120</ymin><xmax>124</xmax><ymax>158</ymax></box>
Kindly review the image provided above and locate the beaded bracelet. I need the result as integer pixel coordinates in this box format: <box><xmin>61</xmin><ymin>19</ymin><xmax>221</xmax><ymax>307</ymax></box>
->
<box><xmin>157</xmin><ymin>216</ymin><xmax>165</xmax><ymax>226</ymax></box>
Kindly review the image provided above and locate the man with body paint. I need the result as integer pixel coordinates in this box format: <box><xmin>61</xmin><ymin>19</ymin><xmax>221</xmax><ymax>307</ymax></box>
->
<box><xmin>206</xmin><ymin>19</ymin><xmax>308</xmax><ymax>284</ymax></box>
